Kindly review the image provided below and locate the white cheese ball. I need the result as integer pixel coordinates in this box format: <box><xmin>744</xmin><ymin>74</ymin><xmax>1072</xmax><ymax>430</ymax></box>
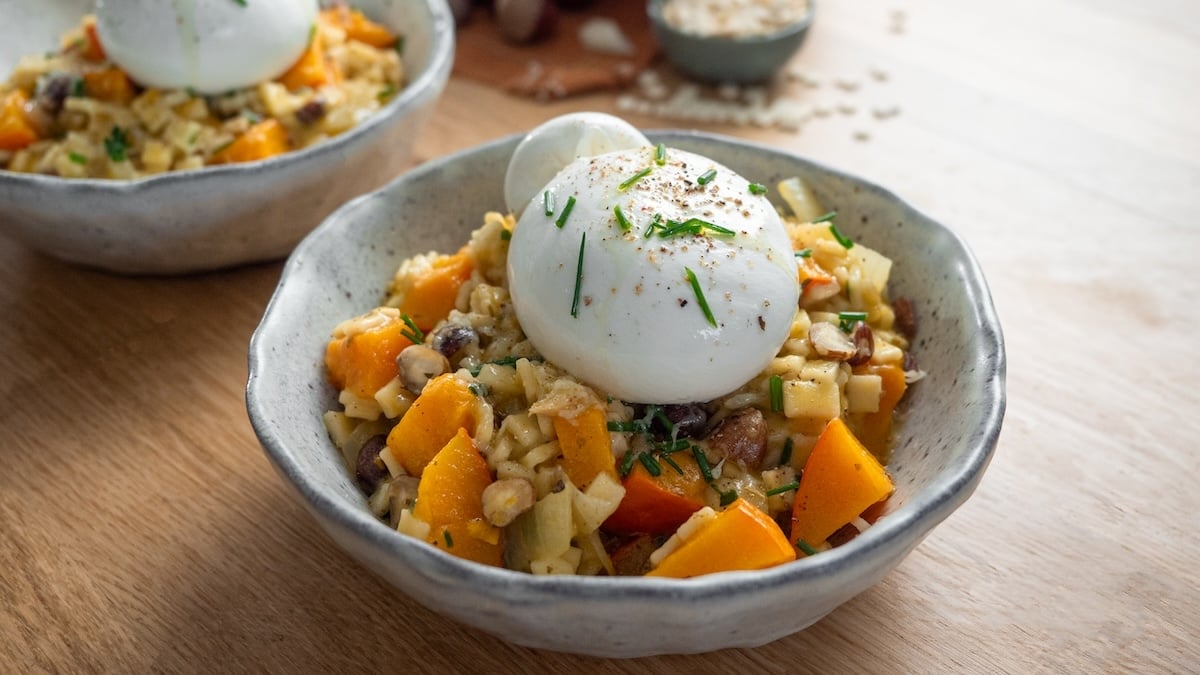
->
<box><xmin>507</xmin><ymin>146</ymin><xmax>800</xmax><ymax>404</ymax></box>
<box><xmin>95</xmin><ymin>0</ymin><xmax>319</xmax><ymax>94</ymax></box>
<box><xmin>504</xmin><ymin>112</ymin><xmax>649</xmax><ymax>218</ymax></box>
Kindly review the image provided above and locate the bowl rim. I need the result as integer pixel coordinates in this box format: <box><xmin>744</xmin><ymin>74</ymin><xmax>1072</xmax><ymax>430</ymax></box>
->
<box><xmin>646</xmin><ymin>0</ymin><xmax>815</xmax><ymax>45</ymax></box>
<box><xmin>247</xmin><ymin>129</ymin><xmax>1006</xmax><ymax>599</ymax></box>
<box><xmin>0</xmin><ymin>0</ymin><xmax>455</xmax><ymax>194</ymax></box>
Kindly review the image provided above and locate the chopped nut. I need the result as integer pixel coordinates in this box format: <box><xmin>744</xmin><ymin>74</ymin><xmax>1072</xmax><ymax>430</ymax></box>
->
<box><xmin>847</xmin><ymin>322</ymin><xmax>874</xmax><ymax>366</ymax></box>
<box><xmin>809</xmin><ymin>322</ymin><xmax>857</xmax><ymax>360</ymax></box>
<box><xmin>396</xmin><ymin>345</ymin><xmax>449</xmax><ymax>394</ymax></box>
<box><xmin>706</xmin><ymin>408</ymin><xmax>767</xmax><ymax>469</ymax></box>
<box><xmin>482</xmin><ymin>478</ymin><xmax>536</xmax><ymax>527</ymax></box>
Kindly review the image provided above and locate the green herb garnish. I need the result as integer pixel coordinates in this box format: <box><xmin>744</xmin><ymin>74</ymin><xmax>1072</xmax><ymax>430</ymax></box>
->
<box><xmin>765</xmin><ymin>481</ymin><xmax>800</xmax><ymax>497</ymax></box>
<box><xmin>697</xmin><ymin>169</ymin><xmax>717</xmax><ymax>185</ymax></box>
<box><xmin>71</xmin><ymin>78</ymin><xmax>85</xmax><ymax>97</ymax></box>
<box><xmin>543</xmin><ymin>189</ymin><xmax>555</xmax><ymax>217</ymax></box>
<box><xmin>769</xmin><ymin>375</ymin><xmax>783</xmax><ymax>412</ymax></box>
<box><xmin>618</xmin><ymin>166</ymin><xmax>652</xmax><ymax>191</ymax></box>
<box><xmin>399</xmin><ymin>313</ymin><xmax>424</xmax><ymax>344</ymax></box>
<box><xmin>684</xmin><ymin>266</ymin><xmax>717</xmax><ymax>328</ymax></box>
<box><xmin>618</xmin><ymin>450</ymin><xmax>638</xmax><ymax>477</ymax></box>
<box><xmin>395</xmin><ymin>35</ymin><xmax>406</xmax><ymax>54</ymax></box>
<box><xmin>555</xmin><ymin>195</ymin><xmax>576</xmax><ymax>229</ymax></box>
<box><xmin>377</xmin><ymin>84</ymin><xmax>397</xmax><ymax>101</ymax></box>
<box><xmin>795</xmin><ymin>539</ymin><xmax>818</xmax><ymax>556</ymax></box>
<box><xmin>67</xmin><ymin>152</ymin><xmax>87</xmax><ymax>165</ymax></box>
<box><xmin>838</xmin><ymin>311</ymin><xmax>868</xmax><ymax>332</ymax></box>
<box><xmin>103</xmin><ymin>126</ymin><xmax>129</xmax><ymax>163</ymax></box>
<box><xmin>185</xmin><ymin>86</ymin><xmax>199</xmax><ymax>98</ymax></box>
<box><xmin>660</xmin><ymin>454</ymin><xmax>684</xmax><ymax>475</ymax></box>
<box><xmin>607</xmin><ymin>420</ymin><xmax>650</xmax><ymax>433</ymax></box>
<box><xmin>570</xmin><ymin>232</ymin><xmax>585</xmax><ymax>317</ymax></box>
<box><xmin>748</xmin><ymin>182</ymin><xmax>767</xmax><ymax>195</ymax></box>
<box><xmin>657</xmin><ymin>218</ymin><xmax>735</xmax><ymax>239</ymax></box>
<box><xmin>637</xmin><ymin>452</ymin><xmax>662</xmax><ymax>477</ymax></box>
<box><xmin>719</xmin><ymin>490</ymin><xmax>738</xmax><ymax>507</ymax></box>
<box><xmin>780</xmin><ymin>437</ymin><xmax>794</xmax><ymax>465</ymax></box>
<box><xmin>794</xmin><ymin>248</ymin><xmax>812</xmax><ymax>258</ymax></box>
<box><xmin>443</xmin><ymin>530</ymin><xmax>454</xmax><ymax>548</ymax></box>
<box><xmin>500</xmin><ymin>228</ymin><xmax>512</xmax><ymax>241</ymax></box>
<box><xmin>829</xmin><ymin>223</ymin><xmax>854</xmax><ymax>249</ymax></box>
<box><xmin>692</xmin><ymin>445</ymin><xmax>714</xmax><ymax>482</ymax></box>
<box><xmin>650</xmin><ymin>439</ymin><xmax>690</xmax><ymax>454</ymax></box>
<box><xmin>642</xmin><ymin>213</ymin><xmax>662</xmax><ymax>239</ymax></box>
<box><xmin>231</xmin><ymin>0</ymin><xmax>248</xmax><ymax>6</ymax></box>
<box><xmin>654</xmin><ymin>142</ymin><xmax>667</xmax><ymax>165</ymax></box>
<box><xmin>613</xmin><ymin>204</ymin><xmax>633</xmax><ymax>231</ymax></box>
<box><xmin>812</xmin><ymin>210</ymin><xmax>837</xmax><ymax>224</ymax></box>
<box><xmin>468</xmin><ymin>382</ymin><xmax>488</xmax><ymax>398</ymax></box>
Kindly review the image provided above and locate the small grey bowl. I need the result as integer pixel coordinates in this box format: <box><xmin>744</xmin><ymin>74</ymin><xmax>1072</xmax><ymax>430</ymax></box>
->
<box><xmin>647</xmin><ymin>0</ymin><xmax>814</xmax><ymax>83</ymax></box>
<box><xmin>0</xmin><ymin>0</ymin><xmax>454</xmax><ymax>274</ymax></box>
<box><xmin>247</xmin><ymin>131</ymin><xmax>1005</xmax><ymax>657</ymax></box>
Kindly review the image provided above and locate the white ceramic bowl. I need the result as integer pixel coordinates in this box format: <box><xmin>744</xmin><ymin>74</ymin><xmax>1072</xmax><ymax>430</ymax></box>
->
<box><xmin>0</xmin><ymin>0</ymin><xmax>454</xmax><ymax>274</ymax></box>
<box><xmin>247</xmin><ymin>131</ymin><xmax>1006</xmax><ymax>657</ymax></box>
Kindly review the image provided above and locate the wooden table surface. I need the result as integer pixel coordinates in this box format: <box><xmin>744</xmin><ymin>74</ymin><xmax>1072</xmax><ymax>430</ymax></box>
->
<box><xmin>3</xmin><ymin>0</ymin><xmax>1198</xmax><ymax>672</ymax></box>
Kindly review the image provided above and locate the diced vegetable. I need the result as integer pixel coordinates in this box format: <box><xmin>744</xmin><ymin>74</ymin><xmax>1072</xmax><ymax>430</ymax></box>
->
<box><xmin>211</xmin><ymin>119</ymin><xmax>290</xmax><ymax>164</ymax></box>
<box><xmin>411</xmin><ymin>428</ymin><xmax>503</xmax><ymax>567</ymax></box>
<box><xmin>395</xmin><ymin>250</ymin><xmax>474</xmax><ymax>331</ymax></box>
<box><xmin>552</xmin><ymin>406</ymin><xmax>618</xmax><ymax>490</ymax></box>
<box><xmin>82</xmin><ymin>67</ymin><xmax>136</xmax><ymax>104</ymax></box>
<box><xmin>82</xmin><ymin>18</ymin><xmax>106</xmax><ymax>61</ymax></box>
<box><xmin>507</xmin><ymin>486</ymin><xmax>574</xmax><ymax>572</ymax></box>
<box><xmin>386</xmin><ymin>374</ymin><xmax>478</xmax><ymax>476</ymax></box>
<box><xmin>790</xmin><ymin>418</ymin><xmax>894</xmax><ymax>550</ymax></box>
<box><xmin>320</xmin><ymin>7</ymin><xmax>398</xmax><ymax>48</ymax></box>
<box><xmin>850</xmin><ymin>364</ymin><xmax>908</xmax><ymax>459</ymax></box>
<box><xmin>324</xmin><ymin>310</ymin><xmax>414</xmax><ymax>399</ymax></box>
<box><xmin>777</xmin><ymin>176</ymin><xmax>825</xmax><ymax>223</ymax></box>
<box><xmin>797</xmin><ymin>255</ymin><xmax>840</xmax><ymax>306</ymax></box>
<box><xmin>646</xmin><ymin>498</ymin><xmax>796</xmax><ymax>578</ymax></box>
<box><xmin>279</xmin><ymin>32</ymin><xmax>338</xmax><ymax>91</ymax></box>
<box><xmin>604</xmin><ymin>450</ymin><xmax>708</xmax><ymax>535</ymax></box>
<box><xmin>0</xmin><ymin>91</ymin><xmax>38</xmax><ymax>151</ymax></box>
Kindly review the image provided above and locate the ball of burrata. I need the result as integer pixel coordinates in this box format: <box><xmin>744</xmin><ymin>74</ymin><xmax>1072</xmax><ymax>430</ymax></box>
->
<box><xmin>95</xmin><ymin>0</ymin><xmax>319</xmax><ymax>94</ymax></box>
<box><xmin>507</xmin><ymin>146</ymin><xmax>800</xmax><ymax>404</ymax></box>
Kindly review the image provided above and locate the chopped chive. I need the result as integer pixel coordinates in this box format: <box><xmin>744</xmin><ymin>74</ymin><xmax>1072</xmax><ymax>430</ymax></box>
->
<box><xmin>692</xmin><ymin>446</ymin><xmax>714</xmax><ymax>482</ymax></box>
<box><xmin>658</xmin><ymin>217</ymin><xmax>734</xmax><ymax>238</ymax></box>
<box><xmin>103</xmin><ymin>126</ymin><xmax>129</xmax><ymax>163</ymax></box>
<box><xmin>543</xmin><ymin>189</ymin><xmax>555</xmax><ymax>217</ymax></box>
<box><xmin>653</xmin><ymin>407</ymin><xmax>676</xmax><ymax>435</ymax></box>
<box><xmin>829</xmin><ymin>223</ymin><xmax>855</xmax><ymax>249</ymax></box>
<box><xmin>487</xmin><ymin>355</ymin><xmax>542</xmax><ymax>369</ymax></box>
<box><xmin>618</xmin><ymin>450</ymin><xmax>638</xmax><ymax>477</ymax></box>
<box><xmin>607</xmin><ymin>420</ymin><xmax>649</xmax><ymax>433</ymax></box>
<box><xmin>570</xmin><ymin>232</ymin><xmax>586</xmax><ymax>317</ymax></box>
<box><xmin>654</xmin><ymin>142</ymin><xmax>667</xmax><ymax>165</ymax></box>
<box><xmin>684</xmin><ymin>267</ymin><xmax>718</xmax><ymax>328</ymax></box>
<box><xmin>468</xmin><ymin>382</ymin><xmax>488</xmax><ymax>398</ymax></box>
<box><xmin>399</xmin><ymin>313</ymin><xmax>424</xmax><ymax>344</ymax></box>
<box><xmin>555</xmin><ymin>195</ymin><xmax>576</xmax><ymax>228</ymax></box>
<box><xmin>212</xmin><ymin>139</ymin><xmax>235</xmax><ymax>155</ymax></box>
<box><xmin>377</xmin><ymin>84</ymin><xmax>397</xmax><ymax>101</ymax></box>
<box><xmin>812</xmin><ymin>210</ymin><xmax>837</xmax><ymax>224</ymax></box>
<box><xmin>395</xmin><ymin>35</ymin><xmax>406</xmax><ymax>54</ymax></box>
<box><xmin>796</xmin><ymin>539</ymin><xmax>818</xmax><ymax>556</ymax></box>
<box><xmin>500</xmin><ymin>228</ymin><xmax>512</xmax><ymax>241</ymax></box>
<box><xmin>765</xmin><ymin>481</ymin><xmax>800</xmax><ymax>497</ymax></box>
<box><xmin>697</xmin><ymin>169</ymin><xmax>717</xmax><ymax>185</ymax></box>
<box><xmin>651</xmin><ymin>439</ymin><xmax>691</xmax><ymax>453</ymax></box>
<box><xmin>185</xmin><ymin>86</ymin><xmax>199</xmax><ymax>98</ymax></box>
<box><xmin>780</xmin><ymin>437</ymin><xmax>794</xmax><ymax>465</ymax></box>
<box><xmin>231</xmin><ymin>0</ymin><xmax>247</xmax><ymax>6</ymax></box>
<box><xmin>838</xmin><ymin>311</ymin><xmax>868</xmax><ymax>332</ymax></box>
<box><xmin>442</xmin><ymin>530</ymin><xmax>454</xmax><ymax>548</ymax></box>
<box><xmin>71</xmin><ymin>78</ymin><xmax>85</xmax><ymax>97</ymax></box>
<box><xmin>794</xmin><ymin>248</ymin><xmax>812</xmax><ymax>258</ymax></box>
<box><xmin>613</xmin><ymin>204</ymin><xmax>633</xmax><ymax>231</ymax></box>
<box><xmin>643</xmin><ymin>213</ymin><xmax>662</xmax><ymax>238</ymax></box>
<box><xmin>660</xmin><ymin>454</ymin><xmax>684</xmax><ymax>475</ymax></box>
<box><xmin>618</xmin><ymin>166</ymin><xmax>652</xmax><ymax>191</ymax></box>
<box><xmin>67</xmin><ymin>152</ymin><xmax>87</xmax><ymax>165</ymax></box>
<box><xmin>719</xmin><ymin>490</ymin><xmax>738</xmax><ymax>507</ymax></box>
<box><xmin>637</xmin><ymin>452</ymin><xmax>662</xmax><ymax>477</ymax></box>
<box><xmin>187</xmin><ymin>129</ymin><xmax>200</xmax><ymax>145</ymax></box>
<box><xmin>748</xmin><ymin>182</ymin><xmax>767</xmax><ymax>195</ymax></box>
<box><xmin>769</xmin><ymin>375</ymin><xmax>784</xmax><ymax>412</ymax></box>
<box><xmin>308</xmin><ymin>23</ymin><xmax>317</xmax><ymax>44</ymax></box>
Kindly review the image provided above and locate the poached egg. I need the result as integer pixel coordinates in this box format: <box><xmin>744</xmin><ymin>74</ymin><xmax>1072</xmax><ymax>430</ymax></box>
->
<box><xmin>94</xmin><ymin>0</ymin><xmax>319</xmax><ymax>94</ymax></box>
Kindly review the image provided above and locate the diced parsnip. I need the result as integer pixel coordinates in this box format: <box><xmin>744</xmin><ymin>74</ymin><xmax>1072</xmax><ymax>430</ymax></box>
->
<box><xmin>396</xmin><ymin>509</ymin><xmax>430</xmax><ymax>540</ymax></box>
<box><xmin>783</xmin><ymin>378</ymin><xmax>840</xmax><ymax>420</ymax></box>
<box><xmin>140</xmin><ymin>139</ymin><xmax>173</xmax><ymax>174</ymax></box>
<box><xmin>571</xmin><ymin>471</ymin><xmax>625</xmax><ymax>534</ymax></box>
<box><xmin>499</xmin><ymin>412</ymin><xmax>545</xmax><ymax>452</ymax></box>
<box><xmin>385</xmin><ymin>373</ymin><xmax>477</xmax><ymax>476</ymax></box>
<box><xmin>777</xmin><ymin>176</ymin><xmax>826</xmax><ymax>223</ymax></box>
<box><xmin>508</xmin><ymin>487</ymin><xmax>574</xmax><ymax>572</ymax></box>
<box><xmin>322</xmin><ymin>410</ymin><xmax>357</xmax><ymax>451</ymax></box>
<box><xmin>552</xmin><ymin>406</ymin><xmax>618</xmax><ymax>490</ymax></box>
<box><xmin>845</xmin><ymin>374</ymin><xmax>883</xmax><ymax>413</ymax></box>
<box><xmin>530</xmin><ymin>547</ymin><xmax>582</xmax><ymax>576</ymax></box>
<box><xmin>762</xmin><ymin>465</ymin><xmax>798</xmax><ymax>513</ymax></box>
<box><xmin>494</xmin><ymin>459</ymin><xmax>535</xmax><ymax>483</ymax></box>
<box><xmin>374</xmin><ymin>376</ymin><xmax>416</xmax><ymax>419</ymax></box>
<box><xmin>519</xmin><ymin>440</ymin><xmax>560</xmax><ymax>470</ymax></box>
<box><xmin>648</xmin><ymin>499</ymin><xmax>796</xmax><ymax>577</ymax></box>
<box><xmin>790</xmin><ymin>418</ymin><xmax>894</xmax><ymax>550</ymax></box>
<box><xmin>367</xmin><ymin>481</ymin><xmax>391</xmax><ymax>516</ymax></box>
<box><xmin>849</xmin><ymin>243</ymin><xmax>893</xmax><ymax>299</ymax></box>
<box><xmin>766</xmin><ymin>355</ymin><xmax>806</xmax><ymax>376</ymax></box>
<box><xmin>339</xmin><ymin>388</ymin><xmax>383</xmax><ymax>421</ymax></box>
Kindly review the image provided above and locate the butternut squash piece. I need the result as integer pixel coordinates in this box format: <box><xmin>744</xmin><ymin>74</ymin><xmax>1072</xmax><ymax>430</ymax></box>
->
<box><xmin>797</xmin><ymin>255</ymin><xmax>839</xmax><ymax>305</ymax></box>
<box><xmin>321</xmin><ymin>7</ymin><xmax>398</xmax><ymax>48</ymax></box>
<box><xmin>552</xmin><ymin>406</ymin><xmax>617</xmax><ymax>490</ymax></box>
<box><xmin>212</xmin><ymin>119</ymin><xmax>290</xmax><ymax>164</ymax></box>
<box><xmin>790</xmin><ymin>417</ymin><xmax>894</xmax><ymax>551</ymax></box>
<box><xmin>82</xmin><ymin>67</ymin><xmax>136</xmax><ymax>104</ymax></box>
<box><xmin>0</xmin><ymin>91</ymin><xmax>38</xmax><ymax>151</ymax></box>
<box><xmin>647</xmin><ymin>498</ymin><xmax>796</xmax><ymax>577</ymax></box>
<box><xmin>396</xmin><ymin>250</ymin><xmax>474</xmax><ymax>331</ymax></box>
<box><xmin>412</xmin><ymin>428</ymin><xmax>503</xmax><ymax>567</ymax></box>
<box><xmin>850</xmin><ymin>363</ymin><xmax>908</xmax><ymax>460</ymax></box>
<box><xmin>82</xmin><ymin>18</ymin><xmax>106</xmax><ymax>61</ymax></box>
<box><xmin>279</xmin><ymin>32</ymin><xmax>338</xmax><ymax>91</ymax></box>
<box><xmin>604</xmin><ymin>451</ymin><xmax>708</xmax><ymax>535</ymax></box>
<box><xmin>324</xmin><ymin>312</ymin><xmax>414</xmax><ymax>399</ymax></box>
<box><xmin>386</xmin><ymin>374</ymin><xmax>477</xmax><ymax>476</ymax></box>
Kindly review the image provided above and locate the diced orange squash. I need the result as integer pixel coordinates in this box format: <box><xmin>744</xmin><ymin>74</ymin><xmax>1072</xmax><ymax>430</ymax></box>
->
<box><xmin>321</xmin><ymin>7</ymin><xmax>398</xmax><ymax>48</ymax></box>
<box><xmin>797</xmin><ymin>255</ymin><xmax>839</xmax><ymax>305</ymax></box>
<box><xmin>212</xmin><ymin>119</ymin><xmax>290</xmax><ymax>164</ymax></box>
<box><xmin>0</xmin><ymin>91</ymin><xmax>38</xmax><ymax>151</ymax></box>
<box><xmin>604</xmin><ymin>451</ymin><xmax>708</xmax><ymax>535</ymax></box>
<box><xmin>412</xmin><ymin>428</ymin><xmax>503</xmax><ymax>567</ymax></box>
<box><xmin>279</xmin><ymin>32</ymin><xmax>339</xmax><ymax>91</ymax></box>
<box><xmin>552</xmin><ymin>406</ymin><xmax>617</xmax><ymax>490</ymax></box>
<box><xmin>790</xmin><ymin>417</ymin><xmax>894</xmax><ymax>550</ymax></box>
<box><xmin>396</xmin><ymin>250</ymin><xmax>474</xmax><ymax>331</ymax></box>
<box><xmin>82</xmin><ymin>19</ymin><xmax>106</xmax><ymax>61</ymax></box>
<box><xmin>647</xmin><ymin>498</ymin><xmax>796</xmax><ymax>578</ymax></box>
<box><xmin>81</xmin><ymin>67</ymin><xmax>136</xmax><ymax>104</ymax></box>
<box><xmin>386</xmin><ymin>374</ymin><xmax>478</xmax><ymax>477</ymax></box>
<box><xmin>324</xmin><ymin>311</ymin><xmax>413</xmax><ymax>399</ymax></box>
<box><xmin>850</xmin><ymin>363</ymin><xmax>908</xmax><ymax>459</ymax></box>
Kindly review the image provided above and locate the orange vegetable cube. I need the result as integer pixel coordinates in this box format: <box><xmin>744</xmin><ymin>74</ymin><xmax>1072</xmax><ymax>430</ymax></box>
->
<box><xmin>790</xmin><ymin>417</ymin><xmax>894</xmax><ymax>550</ymax></box>
<box><xmin>324</xmin><ymin>310</ymin><xmax>414</xmax><ymax>399</ymax></box>
<box><xmin>849</xmin><ymin>363</ymin><xmax>908</xmax><ymax>459</ymax></box>
<box><xmin>279</xmin><ymin>32</ymin><xmax>339</xmax><ymax>91</ymax></box>
<box><xmin>321</xmin><ymin>7</ymin><xmax>398</xmax><ymax>48</ymax></box>
<box><xmin>212</xmin><ymin>119</ymin><xmax>290</xmax><ymax>164</ymax></box>
<box><xmin>552</xmin><ymin>406</ymin><xmax>617</xmax><ymax>490</ymax></box>
<box><xmin>396</xmin><ymin>251</ymin><xmax>474</xmax><ymax>331</ymax></box>
<box><xmin>604</xmin><ymin>450</ymin><xmax>708</xmax><ymax>535</ymax></box>
<box><xmin>412</xmin><ymin>428</ymin><xmax>503</xmax><ymax>567</ymax></box>
<box><xmin>386</xmin><ymin>374</ymin><xmax>478</xmax><ymax>477</ymax></box>
<box><xmin>0</xmin><ymin>91</ymin><xmax>38</xmax><ymax>151</ymax></box>
<box><xmin>82</xmin><ymin>67</ymin><xmax>136</xmax><ymax>104</ymax></box>
<box><xmin>797</xmin><ymin>255</ymin><xmax>839</xmax><ymax>305</ymax></box>
<box><xmin>647</xmin><ymin>498</ymin><xmax>796</xmax><ymax>578</ymax></box>
<box><xmin>82</xmin><ymin>19</ymin><xmax>106</xmax><ymax>61</ymax></box>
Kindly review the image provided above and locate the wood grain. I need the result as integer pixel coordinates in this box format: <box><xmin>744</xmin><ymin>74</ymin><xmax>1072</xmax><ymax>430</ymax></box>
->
<box><xmin>3</xmin><ymin>0</ymin><xmax>1198</xmax><ymax>671</ymax></box>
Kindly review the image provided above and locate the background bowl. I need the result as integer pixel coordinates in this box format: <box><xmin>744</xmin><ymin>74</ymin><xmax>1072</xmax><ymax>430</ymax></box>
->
<box><xmin>0</xmin><ymin>0</ymin><xmax>454</xmax><ymax>274</ymax></box>
<box><xmin>647</xmin><ymin>0</ymin><xmax>814</xmax><ymax>83</ymax></box>
<box><xmin>247</xmin><ymin>131</ymin><xmax>1006</xmax><ymax>657</ymax></box>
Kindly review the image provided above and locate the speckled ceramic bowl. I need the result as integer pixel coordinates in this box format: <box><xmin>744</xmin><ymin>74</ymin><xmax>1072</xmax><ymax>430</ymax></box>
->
<box><xmin>0</xmin><ymin>0</ymin><xmax>453</xmax><ymax>274</ymax></box>
<box><xmin>647</xmin><ymin>0</ymin><xmax>814</xmax><ymax>83</ymax></box>
<box><xmin>247</xmin><ymin>131</ymin><xmax>1006</xmax><ymax>657</ymax></box>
